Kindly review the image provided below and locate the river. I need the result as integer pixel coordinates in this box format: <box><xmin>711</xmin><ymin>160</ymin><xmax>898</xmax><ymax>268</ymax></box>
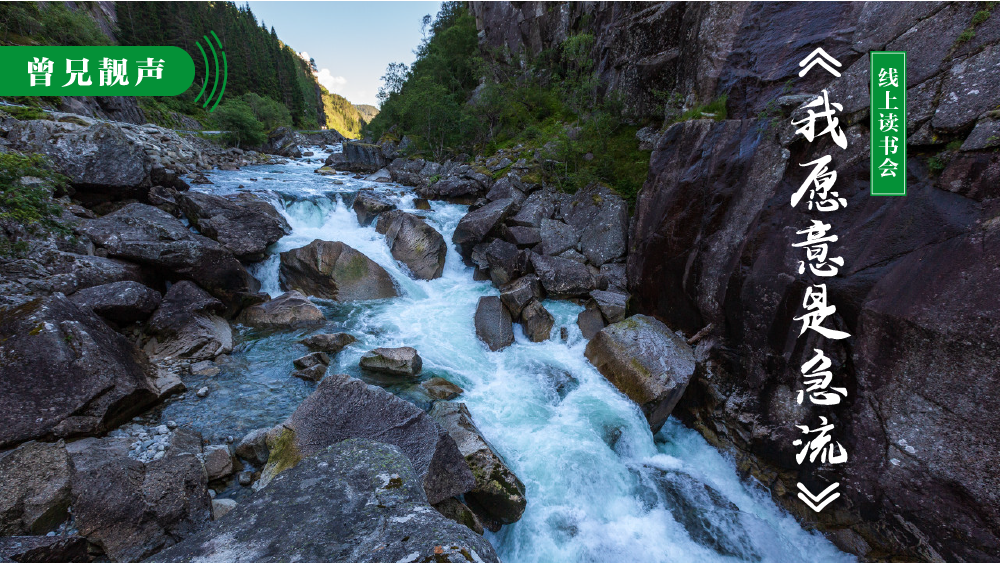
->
<box><xmin>152</xmin><ymin>144</ymin><xmax>851</xmax><ymax>563</ymax></box>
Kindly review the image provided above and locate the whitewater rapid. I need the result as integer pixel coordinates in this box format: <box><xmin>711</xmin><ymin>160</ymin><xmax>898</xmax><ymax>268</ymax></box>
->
<box><xmin>160</xmin><ymin>144</ymin><xmax>852</xmax><ymax>563</ymax></box>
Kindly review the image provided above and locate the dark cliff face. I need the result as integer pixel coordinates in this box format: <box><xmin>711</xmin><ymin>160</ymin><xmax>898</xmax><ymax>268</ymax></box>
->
<box><xmin>475</xmin><ymin>1</ymin><xmax>1000</xmax><ymax>561</ymax></box>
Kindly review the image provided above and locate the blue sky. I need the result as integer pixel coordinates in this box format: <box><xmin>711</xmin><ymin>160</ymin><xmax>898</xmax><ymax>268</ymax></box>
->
<box><xmin>246</xmin><ymin>1</ymin><xmax>442</xmax><ymax>106</ymax></box>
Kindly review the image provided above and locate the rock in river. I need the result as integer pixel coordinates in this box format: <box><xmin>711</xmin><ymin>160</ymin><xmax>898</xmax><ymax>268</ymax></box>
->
<box><xmin>0</xmin><ymin>295</ymin><xmax>159</xmax><ymax>449</ymax></box>
<box><xmin>176</xmin><ymin>192</ymin><xmax>291</xmax><ymax>262</ymax></box>
<box><xmin>144</xmin><ymin>281</ymin><xmax>233</xmax><ymax>361</ymax></box>
<box><xmin>235</xmin><ymin>290</ymin><xmax>326</xmax><ymax>329</ymax></box>
<box><xmin>375</xmin><ymin>210</ymin><xmax>447</xmax><ymax>280</ymax></box>
<box><xmin>256</xmin><ymin>374</ymin><xmax>474</xmax><ymax>505</ymax></box>
<box><xmin>351</xmin><ymin>189</ymin><xmax>396</xmax><ymax>227</ymax></box>
<box><xmin>452</xmin><ymin>198</ymin><xmax>516</xmax><ymax>260</ymax></box>
<box><xmin>298</xmin><ymin>332</ymin><xmax>356</xmax><ymax>355</ymax></box>
<box><xmin>279</xmin><ymin>239</ymin><xmax>398</xmax><ymax>301</ymax></box>
<box><xmin>153</xmin><ymin>439</ymin><xmax>498</xmax><ymax>563</ymax></box>
<box><xmin>359</xmin><ymin>346</ymin><xmax>423</xmax><ymax>377</ymax></box>
<box><xmin>584</xmin><ymin>315</ymin><xmax>696</xmax><ymax>433</ymax></box>
<box><xmin>530</xmin><ymin>253</ymin><xmax>596</xmax><ymax>298</ymax></box>
<box><xmin>430</xmin><ymin>402</ymin><xmax>527</xmax><ymax>529</ymax></box>
<box><xmin>474</xmin><ymin>296</ymin><xmax>514</xmax><ymax>351</ymax></box>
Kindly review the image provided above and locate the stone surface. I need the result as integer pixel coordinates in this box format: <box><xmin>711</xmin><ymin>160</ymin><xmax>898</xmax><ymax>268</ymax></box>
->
<box><xmin>0</xmin><ymin>295</ymin><xmax>159</xmax><ymax>449</ymax></box>
<box><xmin>0</xmin><ymin>535</ymin><xmax>91</xmax><ymax>563</ymax></box>
<box><xmin>452</xmin><ymin>198</ymin><xmax>516</xmax><ymax>259</ymax></box>
<box><xmin>483</xmin><ymin>239</ymin><xmax>532</xmax><ymax>287</ymax></box>
<box><xmin>539</xmin><ymin>218</ymin><xmax>579</xmax><ymax>256</ymax></box>
<box><xmin>298</xmin><ymin>332</ymin><xmax>356</xmax><ymax>355</ymax></box>
<box><xmin>585</xmin><ymin>315</ymin><xmax>696</xmax><ymax>433</ymax></box>
<box><xmin>351</xmin><ymin>189</ymin><xmax>396</xmax><ymax>227</ymax></box>
<box><xmin>210</xmin><ymin>498</ymin><xmax>237</xmax><ymax>521</ymax></box>
<box><xmin>474</xmin><ymin>296</ymin><xmax>514</xmax><ymax>351</ymax></box>
<box><xmin>530</xmin><ymin>253</ymin><xmax>597</xmax><ymax>298</ymax></box>
<box><xmin>375</xmin><ymin>210</ymin><xmax>447</xmax><ymax>280</ymax></box>
<box><xmin>499</xmin><ymin>275</ymin><xmax>545</xmax><ymax>318</ymax></box>
<box><xmin>434</xmin><ymin>497</ymin><xmax>485</xmax><ymax>536</ymax></box>
<box><xmin>258</xmin><ymin>374</ymin><xmax>475</xmax><ymax>505</ymax></box>
<box><xmin>76</xmin><ymin>203</ymin><xmax>259</xmax><ymax>307</ymax></box>
<box><xmin>66</xmin><ymin>429</ymin><xmax>210</xmax><ymax>562</ymax></box>
<box><xmin>591</xmin><ymin>289</ymin><xmax>628</xmax><ymax>324</ymax></box>
<box><xmin>68</xmin><ymin>280</ymin><xmax>161</xmax><ymax>325</ymax></box>
<box><xmin>279</xmin><ymin>240</ymin><xmax>398</xmax><ymax>301</ymax></box>
<box><xmin>235</xmin><ymin>291</ymin><xmax>326</xmax><ymax>329</ymax></box>
<box><xmin>430</xmin><ymin>402</ymin><xmax>527</xmax><ymax>528</ymax></box>
<box><xmin>563</xmin><ymin>184</ymin><xmax>629</xmax><ymax>266</ymax></box>
<box><xmin>202</xmin><ymin>445</ymin><xmax>234</xmax><ymax>481</ymax></box>
<box><xmin>234</xmin><ymin>428</ymin><xmax>272</xmax><ymax>467</ymax></box>
<box><xmin>421</xmin><ymin>377</ymin><xmax>464</xmax><ymax>401</ymax></box>
<box><xmin>519</xmin><ymin>299</ymin><xmax>554</xmax><ymax>342</ymax></box>
<box><xmin>154</xmin><ymin>439</ymin><xmax>498</xmax><ymax>563</ymax></box>
<box><xmin>0</xmin><ymin>441</ymin><xmax>72</xmax><ymax>535</ymax></box>
<box><xmin>291</xmin><ymin>364</ymin><xmax>327</xmax><ymax>382</ymax></box>
<box><xmin>145</xmin><ymin>281</ymin><xmax>233</xmax><ymax>361</ymax></box>
<box><xmin>176</xmin><ymin>192</ymin><xmax>291</xmax><ymax>262</ymax></box>
<box><xmin>359</xmin><ymin>346</ymin><xmax>423</xmax><ymax>377</ymax></box>
<box><xmin>293</xmin><ymin>351</ymin><xmax>331</xmax><ymax>370</ymax></box>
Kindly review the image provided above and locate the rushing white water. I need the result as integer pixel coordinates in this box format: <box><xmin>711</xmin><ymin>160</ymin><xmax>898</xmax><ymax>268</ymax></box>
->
<box><xmin>170</xmin><ymin>145</ymin><xmax>852</xmax><ymax>563</ymax></box>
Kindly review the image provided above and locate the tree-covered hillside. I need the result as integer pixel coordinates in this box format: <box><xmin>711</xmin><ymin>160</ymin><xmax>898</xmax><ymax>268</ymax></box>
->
<box><xmin>355</xmin><ymin>104</ymin><xmax>379</xmax><ymax>123</ymax></box>
<box><xmin>321</xmin><ymin>87</ymin><xmax>365</xmax><ymax>138</ymax></box>
<box><xmin>117</xmin><ymin>1</ymin><xmax>324</xmax><ymax>129</ymax></box>
<box><xmin>366</xmin><ymin>1</ymin><xmax>650</xmax><ymax>204</ymax></box>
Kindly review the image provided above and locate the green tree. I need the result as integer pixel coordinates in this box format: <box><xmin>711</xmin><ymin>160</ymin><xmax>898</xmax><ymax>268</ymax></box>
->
<box><xmin>211</xmin><ymin>98</ymin><xmax>266</xmax><ymax>148</ymax></box>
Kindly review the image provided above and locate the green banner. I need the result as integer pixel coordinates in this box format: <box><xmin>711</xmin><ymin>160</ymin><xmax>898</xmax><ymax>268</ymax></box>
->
<box><xmin>0</xmin><ymin>46</ymin><xmax>195</xmax><ymax>96</ymax></box>
<box><xmin>870</xmin><ymin>51</ymin><xmax>907</xmax><ymax>196</ymax></box>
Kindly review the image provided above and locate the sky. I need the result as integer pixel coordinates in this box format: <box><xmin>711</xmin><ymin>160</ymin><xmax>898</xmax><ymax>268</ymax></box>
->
<box><xmin>246</xmin><ymin>1</ymin><xmax>442</xmax><ymax>107</ymax></box>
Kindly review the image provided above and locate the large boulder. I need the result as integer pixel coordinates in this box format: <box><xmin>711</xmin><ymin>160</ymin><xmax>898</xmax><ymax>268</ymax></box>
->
<box><xmin>499</xmin><ymin>274</ymin><xmax>545</xmax><ymax>318</ymax></box>
<box><xmin>351</xmin><ymin>189</ymin><xmax>396</xmax><ymax>227</ymax></box>
<box><xmin>153</xmin><ymin>439</ymin><xmax>498</xmax><ymax>563</ymax></box>
<box><xmin>563</xmin><ymin>184</ymin><xmax>628</xmax><ymax>266</ymax></box>
<box><xmin>2</xmin><ymin>119</ymin><xmax>151</xmax><ymax>196</ymax></box>
<box><xmin>144</xmin><ymin>281</ymin><xmax>233</xmax><ymax>361</ymax></box>
<box><xmin>590</xmin><ymin>289</ymin><xmax>628</xmax><ymax>324</ymax></box>
<box><xmin>539</xmin><ymin>218</ymin><xmax>579</xmax><ymax>256</ymax></box>
<box><xmin>68</xmin><ymin>280</ymin><xmax>162</xmax><ymax>325</ymax></box>
<box><xmin>235</xmin><ymin>291</ymin><xmax>326</xmax><ymax>329</ymax></box>
<box><xmin>76</xmin><ymin>203</ymin><xmax>260</xmax><ymax>307</ymax></box>
<box><xmin>359</xmin><ymin>346</ymin><xmax>423</xmax><ymax>377</ymax></box>
<box><xmin>474</xmin><ymin>296</ymin><xmax>514</xmax><ymax>351</ymax></box>
<box><xmin>259</xmin><ymin>127</ymin><xmax>303</xmax><ymax>158</ymax></box>
<box><xmin>482</xmin><ymin>239</ymin><xmax>532</xmax><ymax>287</ymax></box>
<box><xmin>257</xmin><ymin>374</ymin><xmax>475</xmax><ymax>505</ymax></box>
<box><xmin>430</xmin><ymin>402</ymin><xmax>527</xmax><ymax>529</ymax></box>
<box><xmin>0</xmin><ymin>441</ymin><xmax>72</xmax><ymax>536</ymax></box>
<box><xmin>299</xmin><ymin>332</ymin><xmax>356</xmax><ymax>355</ymax></box>
<box><xmin>66</xmin><ymin>429</ymin><xmax>210</xmax><ymax>562</ymax></box>
<box><xmin>0</xmin><ymin>295</ymin><xmax>159</xmax><ymax>449</ymax></box>
<box><xmin>452</xmin><ymin>198</ymin><xmax>516</xmax><ymax>259</ymax></box>
<box><xmin>520</xmin><ymin>299</ymin><xmax>554</xmax><ymax>342</ymax></box>
<box><xmin>417</xmin><ymin>164</ymin><xmax>493</xmax><ymax>202</ymax></box>
<box><xmin>584</xmin><ymin>315</ymin><xmax>695</xmax><ymax>433</ymax></box>
<box><xmin>375</xmin><ymin>210</ymin><xmax>447</xmax><ymax>280</ymax></box>
<box><xmin>176</xmin><ymin>192</ymin><xmax>290</xmax><ymax>262</ymax></box>
<box><xmin>278</xmin><ymin>240</ymin><xmax>398</xmax><ymax>301</ymax></box>
<box><xmin>530</xmin><ymin>253</ymin><xmax>597</xmax><ymax>298</ymax></box>
<box><xmin>341</xmin><ymin>141</ymin><xmax>387</xmax><ymax>172</ymax></box>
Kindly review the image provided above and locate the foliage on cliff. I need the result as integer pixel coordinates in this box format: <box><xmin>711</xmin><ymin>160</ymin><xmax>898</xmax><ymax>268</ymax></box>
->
<box><xmin>0</xmin><ymin>2</ymin><xmax>111</xmax><ymax>46</ymax></box>
<box><xmin>117</xmin><ymin>1</ymin><xmax>324</xmax><ymax>128</ymax></box>
<box><xmin>0</xmin><ymin>152</ymin><xmax>69</xmax><ymax>256</ymax></box>
<box><xmin>355</xmin><ymin>104</ymin><xmax>379</xmax><ymax>123</ymax></box>
<box><xmin>321</xmin><ymin>87</ymin><xmax>365</xmax><ymax>138</ymax></box>
<box><xmin>366</xmin><ymin>2</ymin><xmax>650</xmax><ymax>204</ymax></box>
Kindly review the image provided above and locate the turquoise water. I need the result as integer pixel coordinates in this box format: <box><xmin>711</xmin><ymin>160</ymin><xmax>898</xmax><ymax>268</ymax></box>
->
<box><xmin>157</xmin><ymin>145</ymin><xmax>852</xmax><ymax>563</ymax></box>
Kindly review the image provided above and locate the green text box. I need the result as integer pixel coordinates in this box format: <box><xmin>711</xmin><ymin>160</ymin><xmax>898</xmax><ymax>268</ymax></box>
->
<box><xmin>0</xmin><ymin>46</ymin><xmax>194</xmax><ymax>96</ymax></box>
<box><xmin>870</xmin><ymin>51</ymin><xmax>907</xmax><ymax>196</ymax></box>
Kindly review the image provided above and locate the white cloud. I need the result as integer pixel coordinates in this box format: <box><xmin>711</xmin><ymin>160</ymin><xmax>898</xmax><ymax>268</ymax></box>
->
<box><xmin>316</xmin><ymin>68</ymin><xmax>347</xmax><ymax>93</ymax></box>
<box><xmin>298</xmin><ymin>51</ymin><xmax>310</xmax><ymax>62</ymax></box>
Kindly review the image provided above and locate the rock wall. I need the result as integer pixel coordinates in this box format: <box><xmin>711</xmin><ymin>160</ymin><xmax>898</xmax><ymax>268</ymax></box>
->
<box><xmin>614</xmin><ymin>2</ymin><xmax>999</xmax><ymax>561</ymax></box>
